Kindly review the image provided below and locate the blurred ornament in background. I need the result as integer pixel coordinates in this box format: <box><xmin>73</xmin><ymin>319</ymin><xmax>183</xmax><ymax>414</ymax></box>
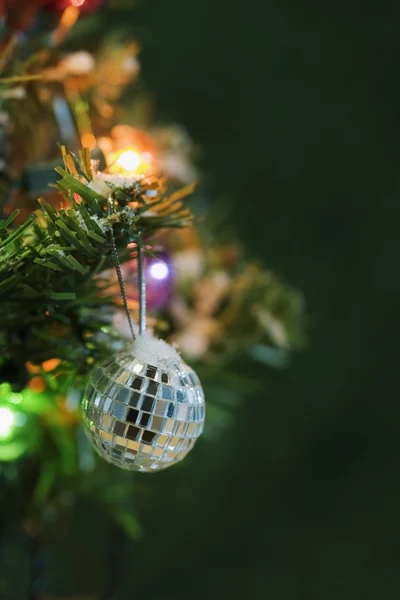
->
<box><xmin>167</xmin><ymin>271</ymin><xmax>230</xmax><ymax>361</ymax></box>
<box><xmin>91</xmin><ymin>43</ymin><xmax>140</xmax><ymax>131</ymax></box>
<box><xmin>121</xmin><ymin>250</ymin><xmax>174</xmax><ymax>312</ymax></box>
<box><xmin>152</xmin><ymin>124</ymin><xmax>198</xmax><ymax>184</ymax></box>
<box><xmin>82</xmin><ymin>333</ymin><xmax>205</xmax><ymax>472</ymax></box>
<box><xmin>42</xmin><ymin>51</ymin><xmax>95</xmax><ymax>86</ymax></box>
<box><xmin>194</xmin><ymin>271</ymin><xmax>231</xmax><ymax>316</ymax></box>
<box><xmin>172</xmin><ymin>248</ymin><xmax>205</xmax><ymax>283</ymax></box>
<box><xmin>171</xmin><ymin>316</ymin><xmax>221</xmax><ymax>361</ymax></box>
<box><xmin>62</xmin><ymin>51</ymin><xmax>95</xmax><ymax>77</ymax></box>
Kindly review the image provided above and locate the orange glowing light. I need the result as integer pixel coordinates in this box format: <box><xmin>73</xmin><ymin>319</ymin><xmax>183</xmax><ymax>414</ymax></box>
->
<box><xmin>81</xmin><ymin>132</ymin><xmax>96</xmax><ymax>149</ymax></box>
<box><xmin>60</xmin><ymin>6</ymin><xmax>80</xmax><ymax>28</ymax></box>
<box><xmin>109</xmin><ymin>147</ymin><xmax>155</xmax><ymax>176</ymax></box>
<box><xmin>29</xmin><ymin>377</ymin><xmax>46</xmax><ymax>393</ymax></box>
<box><xmin>26</xmin><ymin>362</ymin><xmax>40</xmax><ymax>374</ymax></box>
<box><xmin>42</xmin><ymin>358</ymin><xmax>61</xmax><ymax>373</ymax></box>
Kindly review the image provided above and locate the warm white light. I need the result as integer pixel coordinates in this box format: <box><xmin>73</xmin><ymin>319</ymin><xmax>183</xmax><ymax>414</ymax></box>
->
<box><xmin>0</xmin><ymin>407</ymin><xmax>15</xmax><ymax>439</ymax></box>
<box><xmin>149</xmin><ymin>261</ymin><xmax>169</xmax><ymax>280</ymax></box>
<box><xmin>115</xmin><ymin>150</ymin><xmax>141</xmax><ymax>173</ymax></box>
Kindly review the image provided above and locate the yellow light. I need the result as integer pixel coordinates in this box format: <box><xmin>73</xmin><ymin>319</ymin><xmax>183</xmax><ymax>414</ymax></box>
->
<box><xmin>115</xmin><ymin>149</ymin><xmax>141</xmax><ymax>173</ymax></box>
<box><xmin>108</xmin><ymin>145</ymin><xmax>156</xmax><ymax>176</ymax></box>
<box><xmin>0</xmin><ymin>407</ymin><xmax>15</xmax><ymax>440</ymax></box>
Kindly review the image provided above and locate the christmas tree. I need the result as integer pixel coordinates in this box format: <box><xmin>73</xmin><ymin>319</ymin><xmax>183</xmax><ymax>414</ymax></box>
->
<box><xmin>0</xmin><ymin>1</ymin><xmax>303</xmax><ymax>597</ymax></box>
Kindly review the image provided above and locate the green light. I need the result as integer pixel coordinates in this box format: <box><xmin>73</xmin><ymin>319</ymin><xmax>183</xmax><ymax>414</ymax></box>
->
<box><xmin>0</xmin><ymin>384</ymin><xmax>42</xmax><ymax>461</ymax></box>
<box><xmin>0</xmin><ymin>407</ymin><xmax>15</xmax><ymax>440</ymax></box>
<box><xmin>9</xmin><ymin>392</ymin><xmax>22</xmax><ymax>405</ymax></box>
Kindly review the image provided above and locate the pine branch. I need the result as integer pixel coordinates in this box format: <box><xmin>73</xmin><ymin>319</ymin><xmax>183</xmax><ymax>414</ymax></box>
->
<box><xmin>0</xmin><ymin>151</ymin><xmax>195</xmax><ymax>380</ymax></box>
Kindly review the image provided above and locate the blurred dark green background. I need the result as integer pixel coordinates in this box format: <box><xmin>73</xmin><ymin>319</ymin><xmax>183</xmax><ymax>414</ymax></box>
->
<box><xmin>50</xmin><ymin>1</ymin><xmax>400</xmax><ymax>598</ymax></box>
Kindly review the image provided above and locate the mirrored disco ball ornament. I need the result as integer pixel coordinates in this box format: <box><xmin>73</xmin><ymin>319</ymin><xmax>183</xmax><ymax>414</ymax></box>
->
<box><xmin>82</xmin><ymin>334</ymin><xmax>205</xmax><ymax>472</ymax></box>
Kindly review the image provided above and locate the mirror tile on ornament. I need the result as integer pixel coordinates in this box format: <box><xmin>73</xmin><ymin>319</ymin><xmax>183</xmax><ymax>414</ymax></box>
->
<box><xmin>115</xmin><ymin>370</ymin><xmax>130</xmax><ymax>385</ymax></box>
<box><xmin>139</xmin><ymin>412</ymin><xmax>151</xmax><ymax>427</ymax></box>
<box><xmin>145</xmin><ymin>365</ymin><xmax>158</xmax><ymax>379</ymax></box>
<box><xmin>175</xmin><ymin>404</ymin><xmax>188</xmax><ymax>421</ymax></box>
<box><xmin>112</xmin><ymin>402</ymin><xmax>126</xmax><ymax>420</ymax></box>
<box><xmin>145</xmin><ymin>380</ymin><xmax>160</xmax><ymax>397</ymax></box>
<box><xmin>187</xmin><ymin>423</ymin><xmax>197</xmax><ymax>437</ymax></box>
<box><xmin>161</xmin><ymin>372</ymin><xmax>169</xmax><ymax>384</ymax></box>
<box><xmin>175</xmin><ymin>389</ymin><xmax>184</xmax><ymax>403</ymax></box>
<box><xmin>128</xmin><ymin>391</ymin><xmax>141</xmax><ymax>407</ymax></box>
<box><xmin>101</xmin><ymin>414</ymin><xmax>113</xmax><ymax>430</ymax></box>
<box><xmin>126</xmin><ymin>439</ymin><xmax>140</xmax><ymax>452</ymax></box>
<box><xmin>131</xmin><ymin>376</ymin><xmax>144</xmax><ymax>391</ymax></box>
<box><xmin>175</xmin><ymin>422</ymin><xmax>187</xmax><ymax>436</ymax></box>
<box><xmin>124</xmin><ymin>451</ymin><xmax>137</xmax><ymax>460</ymax></box>
<box><xmin>161</xmin><ymin>385</ymin><xmax>173</xmax><ymax>400</ymax></box>
<box><xmin>165</xmin><ymin>451</ymin><xmax>178</xmax><ymax>460</ymax></box>
<box><xmin>154</xmin><ymin>400</ymin><xmax>167</xmax><ymax>417</ymax></box>
<box><xmin>163</xmin><ymin>419</ymin><xmax>175</xmax><ymax>434</ymax></box>
<box><xmin>113</xmin><ymin>420</ymin><xmax>127</xmax><ymax>436</ymax></box>
<box><xmin>141</xmin><ymin>430</ymin><xmax>156</xmax><ymax>445</ymax></box>
<box><xmin>131</xmin><ymin>361</ymin><xmax>145</xmax><ymax>375</ymax></box>
<box><xmin>188</xmin><ymin>373</ymin><xmax>198</xmax><ymax>386</ymax></box>
<box><xmin>126</xmin><ymin>408</ymin><xmax>139</xmax><ymax>424</ymax></box>
<box><xmin>151</xmin><ymin>416</ymin><xmax>164</xmax><ymax>432</ymax></box>
<box><xmin>168</xmin><ymin>436</ymin><xmax>180</xmax><ymax>450</ymax></box>
<box><xmin>126</xmin><ymin>425</ymin><xmax>141</xmax><ymax>441</ymax></box>
<box><xmin>152</xmin><ymin>447</ymin><xmax>164</xmax><ymax>458</ymax></box>
<box><xmin>100</xmin><ymin>430</ymin><xmax>113</xmax><ymax>442</ymax></box>
<box><xmin>156</xmin><ymin>434</ymin><xmax>169</xmax><ymax>448</ymax></box>
<box><xmin>115</xmin><ymin>435</ymin><xmax>127</xmax><ymax>448</ymax></box>
<box><xmin>166</xmin><ymin>403</ymin><xmax>175</xmax><ymax>418</ymax></box>
<box><xmin>114</xmin><ymin>385</ymin><xmax>131</xmax><ymax>405</ymax></box>
<box><xmin>141</xmin><ymin>395</ymin><xmax>155</xmax><ymax>412</ymax></box>
<box><xmin>140</xmin><ymin>443</ymin><xmax>153</xmax><ymax>455</ymax></box>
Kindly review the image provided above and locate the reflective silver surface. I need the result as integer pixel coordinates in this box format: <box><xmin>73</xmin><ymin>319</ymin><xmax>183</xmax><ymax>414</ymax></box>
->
<box><xmin>82</xmin><ymin>352</ymin><xmax>205</xmax><ymax>472</ymax></box>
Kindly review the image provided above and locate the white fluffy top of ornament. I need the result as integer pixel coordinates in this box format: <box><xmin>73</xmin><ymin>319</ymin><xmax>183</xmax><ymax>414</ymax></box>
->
<box><xmin>132</xmin><ymin>333</ymin><xmax>182</xmax><ymax>368</ymax></box>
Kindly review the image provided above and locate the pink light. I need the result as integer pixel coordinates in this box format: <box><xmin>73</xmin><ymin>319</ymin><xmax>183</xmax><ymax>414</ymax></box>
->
<box><xmin>71</xmin><ymin>0</ymin><xmax>85</xmax><ymax>7</ymax></box>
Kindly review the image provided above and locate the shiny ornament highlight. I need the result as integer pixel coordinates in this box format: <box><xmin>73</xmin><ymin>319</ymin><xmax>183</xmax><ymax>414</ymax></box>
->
<box><xmin>82</xmin><ymin>334</ymin><xmax>205</xmax><ymax>472</ymax></box>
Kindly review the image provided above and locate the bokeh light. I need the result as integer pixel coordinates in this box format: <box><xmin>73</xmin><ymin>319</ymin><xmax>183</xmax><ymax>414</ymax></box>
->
<box><xmin>149</xmin><ymin>261</ymin><xmax>169</xmax><ymax>281</ymax></box>
<box><xmin>0</xmin><ymin>407</ymin><xmax>15</xmax><ymax>440</ymax></box>
<box><xmin>115</xmin><ymin>149</ymin><xmax>141</xmax><ymax>172</ymax></box>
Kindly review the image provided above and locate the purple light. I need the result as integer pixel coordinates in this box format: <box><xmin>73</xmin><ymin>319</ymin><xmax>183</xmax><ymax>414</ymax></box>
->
<box><xmin>121</xmin><ymin>250</ymin><xmax>174</xmax><ymax>310</ymax></box>
<box><xmin>148</xmin><ymin>261</ymin><xmax>169</xmax><ymax>281</ymax></box>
